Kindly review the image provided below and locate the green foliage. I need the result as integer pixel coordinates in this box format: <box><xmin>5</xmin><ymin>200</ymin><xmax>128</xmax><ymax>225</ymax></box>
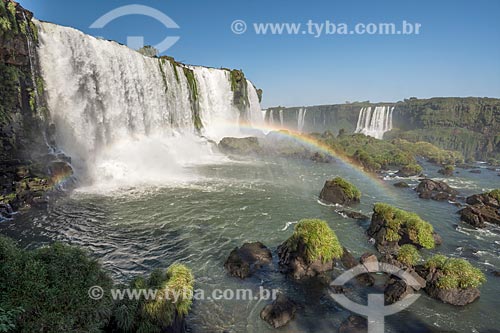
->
<box><xmin>488</xmin><ymin>189</ymin><xmax>500</xmax><ymax>202</ymax></box>
<box><xmin>137</xmin><ymin>45</ymin><xmax>159</xmax><ymax>57</ymax></box>
<box><xmin>425</xmin><ymin>255</ymin><xmax>486</xmax><ymax>289</ymax></box>
<box><xmin>165</xmin><ymin>264</ymin><xmax>194</xmax><ymax>316</ymax></box>
<box><xmin>285</xmin><ymin>219</ymin><xmax>343</xmax><ymax>263</ymax></box>
<box><xmin>396</xmin><ymin>244</ymin><xmax>421</xmax><ymax>266</ymax></box>
<box><xmin>373</xmin><ymin>203</ymin><xmax>435</xmax><ymax>249</ymax></box>
<box><xmin>0</xmin><ymin>236</ymin><xmax>113</xmax><ymax>332</ymax></box>
<box><xmin>328</xmin><ymin>177</ymin><xmax>361</xmax><ymax>200</ymax></box>
<box><xmin>182</xmin><ymin>67</ymin><xmax>203</xmax><ymax>131</ymax></box>
<box><xmin>112</xmin><ymin>264</ymin><xmax>194</xmax><ymax>333</ymax></box>
<box><xmin>398</xmin><ymin>163</ymin><xmax>423</xmax><ymax>176</ymax></box>
<box><xmin>229</xmin><ymin>69</ymin><xmax>249</xmax><ymax>112</ymax></box>
<box><xmin>0</xmin><ymin>307</ymin><xmax>23</xmax><ymax>333</ymax></box>
<box><xmin>392</xmin><ymin>139</ymin><xmax>464</xmax><ymax>165</ymax></box>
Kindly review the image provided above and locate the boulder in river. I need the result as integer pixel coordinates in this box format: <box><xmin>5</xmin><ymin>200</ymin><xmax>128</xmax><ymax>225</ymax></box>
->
<box><xmin>218</xmin><ymin>137</ymin><xmax>261</xmax><ymax>155</ymax></box>
<box><xmin>393</xmin><ymin>181</ymin><xmax>410</xmax><ymax>188</ymax></box>
<box><xmin>459</xmin><ymin>190</ymin><xmax>500</xmax><ymax>228</ymax></box>
<box><xmin>278</xmin><ymin>219</ymin><xmax>343</xmax><ymax>280</ymax></box>
<box><xmin>260</xmin><ymin>294</ymin><xmax>297</xmax><ymax>328</ymax></box>
<box><xmin>415</xmin><ymin>179</ymin><xmax>458</xmax><ymax>201</ymax></box>
<box><xmin>224</xmin><ymin>242</ymin><xmax>272</xmax><ymax>279</ymax></box>
<box><xmin>319</xmin><ymin>177</ymin><xmax>361</xmax><ymax>205</ymax></box>
<box><xmin>420</xmin><ymin>255</ymin><xmax>485</xmax><ymax>306</ymax></box>
<box><xmin>339</xmin><ymin>315</ymin><xmax>367</xmax><ymax>333</ymax></box>
<box><xmin>367</xmin><ymin>203</ymin><xmax>439</xmax><ymax>253</ymax></box>
<box><xmin>337</xmin><ymin>209</ymin><xmax>369</xmax><ymax>220</ymax></box>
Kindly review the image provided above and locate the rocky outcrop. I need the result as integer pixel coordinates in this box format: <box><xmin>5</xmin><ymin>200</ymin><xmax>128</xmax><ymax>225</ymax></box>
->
<box><xmin>218</xmin><ymin>137</ymin><xmax>261</xmax><ymax>155</ymax></box>
<box><xmin>319</xmin><ymin>177</ymin><xmax>361</xmax><ymax>205</ymax></box>
<box><xmin>224</xmin><ymin>242</ymin><xmax>272</xmax><ymax>279</ymax></box>
<box><xmin>337</xmin><ymin>209</ymin><xmax>369</xmax><ymax>220</ymax></box>
<box><xmin>367</xmin><ymin>203</ymin><xmax>439</xmax><ymax>253</ymax></box>
<box><xmin>459</xmin><ymin>191</ymin><xmax>500</xmax><ymax>228</ymax></box>
<box><xmin>415</xmin><ymin>179</ymin><xmax>458</xmax><ymax>201</ymax></box>
<box><xmin>260</xmin><ymin>294</ymin><xmax>297</xmax><ymax>328</ymax></box>
<box><xmin>394</xmin><ymin>181</ymin><xmax>410</xmax><ymax>188</ymax></box>
<box><xmin>278</xmin><ymin>237</ymin><xmax>335</xmax><ymax>280</ymax></box>
<box><xmin>278</xmin><ymin>219</ymin><xmax>343</xmax><ymax>280</ymax></box>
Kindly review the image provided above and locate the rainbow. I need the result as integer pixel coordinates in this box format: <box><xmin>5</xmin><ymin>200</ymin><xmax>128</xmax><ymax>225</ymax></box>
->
<box><xmin>216</xmin><ymin>121</ymin><xmax>392</xmax><ymax>190</ymax></box>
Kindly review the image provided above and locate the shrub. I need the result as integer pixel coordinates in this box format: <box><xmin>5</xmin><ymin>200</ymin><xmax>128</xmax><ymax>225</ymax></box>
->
<box><xmin>329</xmin><ymin>177</ymin><xmax>361</xmax><ymax>201</ymax></box>
<box><xmin>373</xmin><ymin>203</ymin><xmax>435</xmax><ymax>249</ymax></box>
<box><xmin>285</xmin><ymin>219</ymin><xmax>343</xmax><ymax>263</ymax></box>
<box><xmin>0</xmin><ymin>236</ymin><xmax>113</xmax><ymax>332</ymax></box>
<box><xmin>397</xmin><ymin>244</ymin><xmax>421</xmax><ymax>266</ymax></box>
<box><xmin>112</xmin><ymin>264</ymin><xmax>194</xmax><ymax>333</ymax></box>
<box><xmin>425</xmin><ymin>255</ymin><xmax>486</xmax><ymax>289</ymax></box>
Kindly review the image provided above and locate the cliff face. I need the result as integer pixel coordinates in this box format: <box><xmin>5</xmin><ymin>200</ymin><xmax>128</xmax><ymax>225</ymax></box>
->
<box><xmin>390</xmin><ymin>98</ymin><xmax>500</xmax><ymax>161</ymax></box>
<box><xmin>0</xmin><ymin>0</ymin><xmax>68</xmax><ymax>218</ymax></box>
<box><xmin>268</xmin><ymin>98</ymin><xmax>500</xmax><ymax>161</ymax></box>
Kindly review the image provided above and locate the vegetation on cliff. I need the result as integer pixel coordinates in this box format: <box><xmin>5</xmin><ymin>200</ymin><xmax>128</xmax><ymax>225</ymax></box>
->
<box><xmin>283</xmin><ymin>219</ymin><xmax>343</xmax><ymax>263</ymax></box>
<box><xmin>425</xmin><ymin>255</ymin><xmax>485</xmax><ymax>289</ymax></box>
<box><xmin>373</xmin><ymin>203</ymin><xmax>435</xmax><ymax>249</ymax></box>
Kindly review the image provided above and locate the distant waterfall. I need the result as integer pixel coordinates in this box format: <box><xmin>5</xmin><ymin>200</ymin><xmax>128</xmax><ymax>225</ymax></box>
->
<box><xmin>279</xmin><ymin>109</ymin><xmax>284</xmax><ymax>127</ymax></box>
<box><xmin>36</xmin><ymin>21</ymin><xmax>263</xmax><ymax>186</ymax></box>
<box><xmin>297</xmin><ymin>108</ymin><xmax>307</xmax><ymax>132</ymax></box>
<box><xmin>355</xmin><ymin>106</ymin><xmax>394</xmax><ymax>139</ymax></box>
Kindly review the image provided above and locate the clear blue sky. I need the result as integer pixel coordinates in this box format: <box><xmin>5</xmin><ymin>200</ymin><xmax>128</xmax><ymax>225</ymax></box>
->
<box><xmin>18</xmin><ymin>0</ymin><xmax>500</xmax><ymax>107</ymax></box>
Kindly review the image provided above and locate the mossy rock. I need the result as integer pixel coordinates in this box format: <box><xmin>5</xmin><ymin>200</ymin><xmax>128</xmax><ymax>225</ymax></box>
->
<box><xmin>368</xmin><ymin>203</ymin><xmax>438</xmax><ymax>253</ymax></box>
<box><xmin>423</xmin><ymin>255</ymin><xmax>485</xmax><ymax>305</ymax></box>
<box><xmin>319</xmin><ymin>177</ymin><xmax>361</xmax><ymax>205</ymax></box>
<box><xmin>397</xmin><ymin>163</ymin><xmax>423</xmax><ymax>177</ymax></box>
<box><xmin>396</xmin><ymin>244</ymin><xmax>421</xmax><ymax>267</ymax></box>
<box><xmin>218</xmin><ymin>137</ymin><xmax>261</xmax><ymax>155</ymax></box>
<box><xmin>278</xmin><ymin>219</ymin><xmax>343</xmax><ymax>279</ymax></box>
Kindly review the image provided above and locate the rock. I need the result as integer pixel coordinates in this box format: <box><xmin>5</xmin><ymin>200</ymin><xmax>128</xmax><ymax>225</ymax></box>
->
<box><xmin>469</xmin><ymin>169</ymin><xmax>482</xmax><ymax>174</ymax></box>
<box><xmin>466</xmin><ymin>193</ymin><xmax>499</xmax><ymax>208</ymax></box>
<box><xmin>492</xmin><ymin>271</ymin><xmax>500</xmax><ymax>277</ymax></box>
<box><xmin>360</xmin><ymin>253</ymin><xmax>378</xmax><ymax>267</ymax></box>
<box><xmin>260</xmin><ymin>294</ymin><xmax>297</xmax><ymax>328</ymax></box>
<box><xmin>438</xmin><ymin>166</ymin><xmax>455</xmax><ymax>177</ymax></box>
<box><xmin>459</xmin><ymin>205</ymin><xmax>500</xmax><ymax>228</ymax></box>
<box><xmin>278</xmin><ymin>238</ymin><xmax>335</xmax><ymax>280</ymax></box>
<box><xmin>310</xmin><ymin>151</ymin><xmax>332</xmax><ymax>163</ymax></box>
<box><xmin>425</xmin><ymin>284</ymin><xmax>480</xmax><ymax>306</ymax></box>
<box><xmin>224</xmin><ymin>242</ymin><xmax>272</xmax><ymax>279</ymax></box>
<box><xmin>459</xmin><ymin>191</ymin><xmax>500</xmax><ymax>228</ymax></box>
<box><xmin>319</xmin><ymin>177</ymin><xmax>360</xmax><ymax>205</ymax></box>
<box><xmin>337</xmin><ymin>210</ymin><xmax>369</xmax><ymax>220</ymax></box>
<box><xmin>218</xmin><ymin>137</ymin><xmax>261</xmax><ymax>155</ymax></box>
<box><xmin>385</xmin><ymin>278</ymin><xmax>413</xmax><ymax>304</ymax></box>
<box><xmin>339</xmin><ymin>315</ymin><xmax>367</xmax><ymax>333</ymax></box>
<box><xmin>396</xmin><ymin>164</ymin><xmax>423</xmax><ymax>177</ymax></box>
<box><xmin>367</xmin><ymin>203</ymin><xmax>439</xmax><ymax>253</ymax></box>
<box><xmin>432</xmin><ymin>233</ymin><xmax>443</xmax><ymax>246</ymax></box>
<box><xmin>393</xmin><ymin>181</ymin><xmax>410</xmax><ymax>188</ymax></box>
<box><xmin>340</xmin><ymin>247</ymin><xmax>358</xmax><ymax>269</ymax></box>
<box><xmin>415</xmin><ymin>179</ymin><xmax>458</xmax><ymax>201</ymax></box>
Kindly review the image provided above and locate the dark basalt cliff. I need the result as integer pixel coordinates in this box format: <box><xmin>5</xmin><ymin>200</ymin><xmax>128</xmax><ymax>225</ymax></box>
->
<box><xmin>0</xmin><ymin>0</ymin><xmax>71</xmax><ymax>219</ymax></box>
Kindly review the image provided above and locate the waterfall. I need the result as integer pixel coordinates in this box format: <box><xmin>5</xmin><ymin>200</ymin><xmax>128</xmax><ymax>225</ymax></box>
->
<box><xmin>279</xmin><ymin>109</ymin><xmax>284</xmax><ymax>127</ymax></box>
<box><xmin>35</xmin><ymin>20</ymin><xmax>263</xmax><ymax>187</ymax></box>
<box><xmin>297</xmin><ymin>108</ymin><xmax>307</xmax><ymax>132</ymax></box>
<box><xmin>355</xmin><ymin>106</ymin><xmax>394</xmax><ymax>139</ymax></box>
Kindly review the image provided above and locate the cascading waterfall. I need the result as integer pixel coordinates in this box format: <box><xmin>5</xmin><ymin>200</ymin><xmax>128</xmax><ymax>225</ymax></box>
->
<box><xmin>297</xmin><ymin>108</ymin><xmax>307</xmax><ymax>132</ymax></box>
<box><xmin>355</xmin><ymin>106</ymin><xmax>394</xmax><ymax>139</ymax></box>
<box><xmin>279</xmin><ymin>109</ymin><xmax>284</xmax><ymax>127</ymax></box>
<box><xmin>35</xmin><ymin>20</ymin><xmax>263</xmax><ymax>188</ymax></box>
